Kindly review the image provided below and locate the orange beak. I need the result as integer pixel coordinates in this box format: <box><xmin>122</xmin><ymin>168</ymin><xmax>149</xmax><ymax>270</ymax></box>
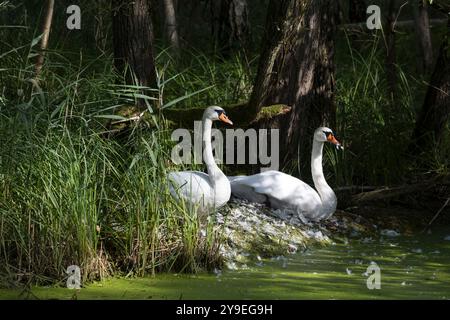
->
<box><xmin>219</xmin><ymin>113</ymin><xmax>233</xmax><ymax>125</ymax></box>
<box><xmin>327</xmin><ymin>134</ymin><xmax>343</xmax><ymax>149</ymax></box>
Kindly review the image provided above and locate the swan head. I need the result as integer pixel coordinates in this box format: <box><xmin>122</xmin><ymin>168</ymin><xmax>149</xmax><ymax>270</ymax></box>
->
<box><xmin>203</xmin><ymin>106</ymin><xmax>233</xmax><ymax>125</ymax></box>
<box><xmin>314</xmin><ymin>127</ymin><xmax>343</xmax><ymax>150</ymax></box>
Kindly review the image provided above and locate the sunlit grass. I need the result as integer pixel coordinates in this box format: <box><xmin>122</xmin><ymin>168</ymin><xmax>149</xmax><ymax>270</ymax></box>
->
<box><xmin>0</xmin><ymin>32</ymin><xmax>224</xmax><ymax>286</ymax></box>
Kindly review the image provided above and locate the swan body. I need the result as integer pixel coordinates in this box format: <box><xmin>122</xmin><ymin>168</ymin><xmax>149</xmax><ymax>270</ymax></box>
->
<box><xmin>168</xmin><ymin>106</ymin><xmax>233</xmax><ymax>212</ymax></box>
<box><xmin>229</xmin><ymin>127</ymin><xmax>342</xmax><ymax>221</ymax></box>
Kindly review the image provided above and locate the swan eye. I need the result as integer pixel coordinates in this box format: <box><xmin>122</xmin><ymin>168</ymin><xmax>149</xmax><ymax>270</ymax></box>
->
<box><xmin>215</xmin><ymin>109</ymin><xmax>224</xmax><ymax>116</ymax></box>
<box><xmin>323</xmin><ymin>131</ymin><xmax>332</xmax><ymax>137</ymax></box>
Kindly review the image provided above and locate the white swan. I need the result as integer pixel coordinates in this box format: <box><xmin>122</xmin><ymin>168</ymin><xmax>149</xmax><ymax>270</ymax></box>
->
<box><xmin>168</xmin><ymin>106</ymin><xmax>233</xmax><ymax>213</ymax></box>
<box><xmin>228</xmin><ymin>127</ymin><xmax>342</xmax><ymax>221</ymax></box>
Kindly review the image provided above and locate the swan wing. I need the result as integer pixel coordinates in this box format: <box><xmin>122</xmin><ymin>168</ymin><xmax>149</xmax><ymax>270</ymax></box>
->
<box><xmin>230</xmin><ymin>171</ymin><xmax>301</xmax><ymax>199</ymax></box>
<box><xmin>168</xmin><ymin>171</ymin><xmax>213</xmax><ymax>206</ymax></box>
<box><xmin>228</xmin><ymin>177</ymin><xmax>269</xmax><ymax>203</ymax></box>
<box><xmin>230</xmin><ymin>171</ymin><xmax>321</xmax><ymax>211</ymax></box>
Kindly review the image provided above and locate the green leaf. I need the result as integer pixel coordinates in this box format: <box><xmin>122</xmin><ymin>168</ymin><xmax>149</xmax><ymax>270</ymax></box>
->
<box><xmin>27</xmin><ymin>52</ymin><xmax>39</xmax><ymax>59</ymax></box>
<box><xmin>31</xmin><ymin>34</ymin><xmax>43</xmax><ymax>48</ymax></box>
<box><xmin>50</xmin><ymin>103</ymin><xmax>65</xmax><ymax>119</ymax></box>
<box><xmin>160</xmin><ymin>72</ymin><xmax>182</xmax><ymax>87</ymax></box>
<box><xmin>93</xmin><ymin>115</ymin><xmax>128</xmax><ymax>121</ymax></box>
<box><xmin>162</xmin><ymin>85</ymin><xmax>214</xmax><ymax>109</ymax></box>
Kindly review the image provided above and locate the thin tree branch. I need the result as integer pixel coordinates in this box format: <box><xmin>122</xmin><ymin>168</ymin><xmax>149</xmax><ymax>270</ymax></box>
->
<box><xmin>34</xmin><ymin>0</ymin><xmax>55</xmax><ymax>80</ymax></box>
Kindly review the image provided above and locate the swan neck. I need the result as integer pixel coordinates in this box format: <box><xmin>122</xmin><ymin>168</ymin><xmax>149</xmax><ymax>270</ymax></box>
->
<box><xmin>202</xmin><ymin>118</ymin><xmax>224</xmax><ymax>182</ymax></box>
<box><xmin>311</xmin><ymin>139</ymin><xmax>337</xmax><ymax>218</ymax></box>
<box><xmin>311</xmin><ymin>140</ymin><xmax>325</xmax><ymax>186</ymax></box>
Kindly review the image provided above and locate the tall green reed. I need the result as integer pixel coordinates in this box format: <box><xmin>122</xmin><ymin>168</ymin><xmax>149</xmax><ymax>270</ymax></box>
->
<box><xmin>329</xmin><ymin>31</ymin><xmax>417</xmax><ymax>187</ymax></box>
<box><xmin>0</xmin><ymin>32</ymin><xmax>223</xmax><ymax>286</ymax></box>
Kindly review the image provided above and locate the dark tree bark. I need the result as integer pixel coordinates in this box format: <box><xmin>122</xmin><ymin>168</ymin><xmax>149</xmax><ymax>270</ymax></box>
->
<box><xmin>385</xmin><ymin>0</ymin><xmax>398</xmax><ymax>103</ymax></box>
<box><xmin>162</xmin><ymin>0</ymin><xmax>180</xmax><ymax>52</ymax></box>
<box><xmin>212</xmin><ymin>0</ymin><xmax>250</xmax><ymax>55</ymax></box>
<box><xmin>348</xmin><ymin>0</ymin><xmax>366</xmax><ymax>23</ymax></box>
<box><xmin>249</xmin><ymin>0</ymin><xmax>338</xmax><ymax>175</ymax></box>
<box><xmin>412</xmin><ymin>0</ymin><xmax>433</xmax><ymax>73</ymax></box>
<box><xmin>409</xmin><ymin>18</ymin><xmax>450</xmax><ymax>156</ymax></box>
<box><xmin>112</xmin><ymin>0</ymin><xmax>157</xmax><ymax>109</ymax></box>
<box><xmin>35</xmin><ymin>0</ymin><xmax>54</xmax><ymax>80</ymax></box>
<box><xmin>94</xmin><ymin>0</ymin><xmax>111</xmax><ymax>54</ymax></box>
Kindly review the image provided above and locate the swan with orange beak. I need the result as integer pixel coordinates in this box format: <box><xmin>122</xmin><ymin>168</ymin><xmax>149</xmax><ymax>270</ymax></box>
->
<box><xmin>228</xmin><ymin>127</ymin><xmax>343</xmax><ymax>221</ymax></box>
<box><xmin>168</xmin><ymin>106</ymin><xmax>233</xmax><ymax>213</ymax></box>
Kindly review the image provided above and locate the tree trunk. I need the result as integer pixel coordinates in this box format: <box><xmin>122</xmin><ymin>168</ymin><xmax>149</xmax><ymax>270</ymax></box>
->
<box><xmin>409</xmin><ymin>18</ymin><xmax>450</xmax><ymax>156</ymax></box>
<box><xmin>34</xmin><ymin>0</ymin><xmax>55</xmax><ymax>80</ymax></box>
<box><xmin>249</xmin><ymin>0</ymin><xmax>338</xmax><ymax>176</ymax></box>
<box><xmin>162</xmin><ymin>0</ymin><xmax>180</xmax><ymax>52</ymax></box>
<box><xmin>385</xmin><ymin>0</ymin><xmax>398</xmax><ymax>102</ymax></box>
<box><xmin>412</xmin><ymin>0</ymin><xmax>433</xmax><ymax>73</ymax></box>
<box><xmin>112</xmin><ymin>0</ymin><xmax>157</xmax><ymax>109</ymax></box>
<box><xmin>348</xmin><ymin>0</ymin><xmax>366</xmax><ymax>23</ymax></box>
<box><xmin>213</xmin><ymin>0</ymin><xmax>249</xmax><ymax>56</ymax></box>
<box><xmin>94</xmin><ymin>0</ymin><xmax>111</xmax><ymax>54</ymax></box>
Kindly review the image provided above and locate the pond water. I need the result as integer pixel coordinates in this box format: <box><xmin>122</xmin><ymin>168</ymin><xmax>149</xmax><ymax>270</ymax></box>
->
<box><xmin>2</xmin><ymin>227</ymin><xmax>450</xmax><ymax>300</ymax></box>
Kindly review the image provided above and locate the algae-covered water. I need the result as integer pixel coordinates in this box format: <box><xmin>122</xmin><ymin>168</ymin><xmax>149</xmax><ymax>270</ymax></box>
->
<box><xmin>2</xmin><ymin>227</ymin><xmax>450</xmax><ymax>300</ymax></box>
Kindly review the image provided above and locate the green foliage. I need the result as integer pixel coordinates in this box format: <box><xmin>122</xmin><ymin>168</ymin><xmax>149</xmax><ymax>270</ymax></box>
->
<box><xmin>155</xmin><ymin>48</ymin><xmax>255</xmax><ymax>108</ymax></box>
<box><xmin>0</xmin><ymin>34</ymin><xmax>223</xmax><ymax>286</ymax></box>
<box><xmin>332</xmin><ymin>36</ymin><xmax>415</xmax><ymax>185</ymax></box>
<box><xmin>326</xmin><ymin>29</ymin><xmax>449</xmax><ymax>187</ymax></box>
